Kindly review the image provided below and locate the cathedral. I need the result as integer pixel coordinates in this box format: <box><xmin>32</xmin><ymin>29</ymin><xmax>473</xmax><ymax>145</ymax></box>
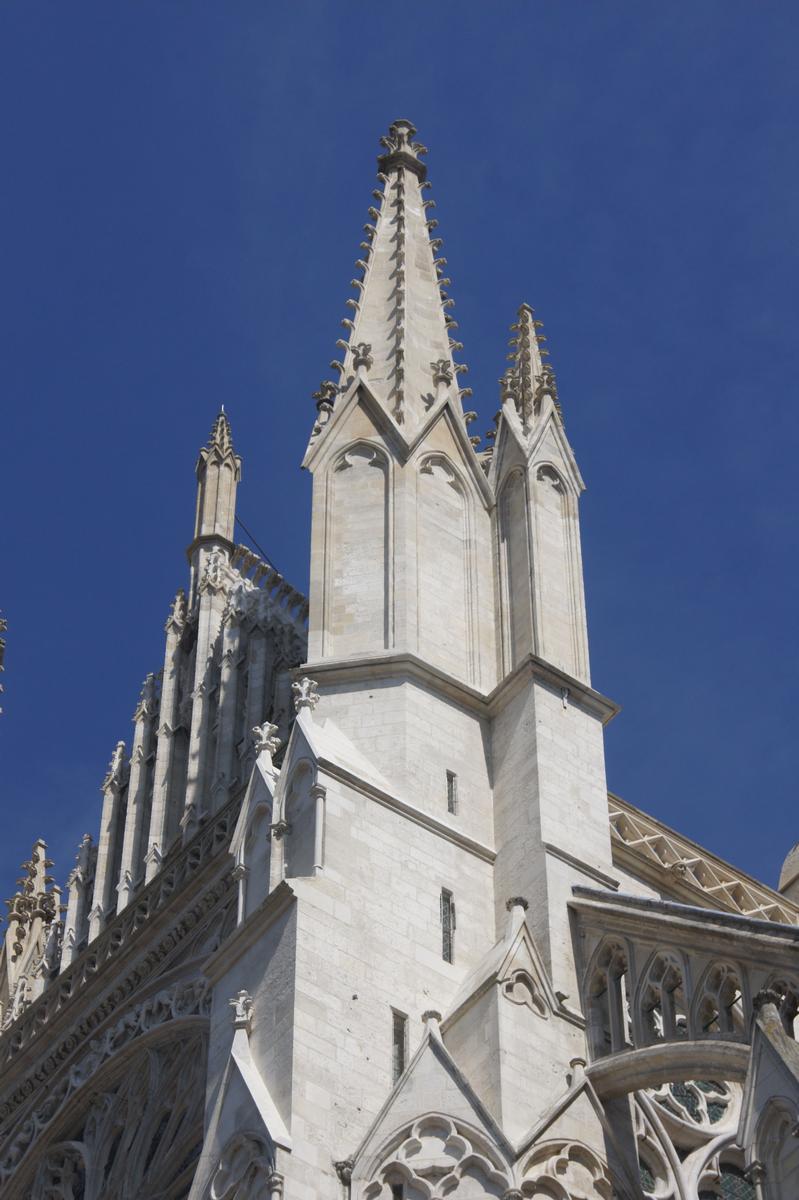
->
<box><xmin>1</xmin><ymin>120</ymin><xmax>798</xmax><ymax>1200</ymax></box>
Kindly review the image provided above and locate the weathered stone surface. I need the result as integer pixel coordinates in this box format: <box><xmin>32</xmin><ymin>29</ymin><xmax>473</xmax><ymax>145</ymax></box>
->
<box><xmin>1</xmin><ymin>119</ymin><xmax>796</xmax><ymax>1200</ymax></box>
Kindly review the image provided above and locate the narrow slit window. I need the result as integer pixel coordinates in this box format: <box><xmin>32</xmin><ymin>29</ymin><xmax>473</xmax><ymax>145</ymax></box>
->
<box><xmin>441</xmin><ymin>888</ymin><xmax>455</xmax><ymax>963</ymax></box>
<box><xmin>446</xmin><ymin>769</ymin><xmax>458</xmax><ymax>814</ymax></box>
<box><xmin>390</xmin><ymin>1185</ymin><xmax>404</xmax><ymax>1200</ymax></box>
<box><xmin>392</xmin><ymin>1008</ymin><xmax>408</xmax><ymax>1083</ymax></box>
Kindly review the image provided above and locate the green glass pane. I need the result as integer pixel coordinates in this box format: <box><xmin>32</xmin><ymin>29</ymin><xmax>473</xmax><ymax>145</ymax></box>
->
<box><xmin>670</xmin><ymin>1081</ymin><xmax>700</xmax><ymax>1120</ymax></box>
<box><xmin>696</xmin><ymin>1079</ymin><xmax>726</xmax><ymax>1094</ymax></box>
<box><xmin>720</xmin><ymin>1164</ymin><xmax>755</xmax><ymax>1200</ymax></box>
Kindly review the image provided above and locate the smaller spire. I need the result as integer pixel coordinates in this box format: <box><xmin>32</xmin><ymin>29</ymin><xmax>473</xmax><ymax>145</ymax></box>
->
<box><xmin>102</xmin><ymin>740</ymin><xmax>128</xmax><ymax>791</ymax></box>
<box><xmin>193</xmin><ymin>411</ymin><xmax>242</xmax><ymax>546</ymax></box>
<box><xmin>504</xmin><ymin>303</ymin><xmax>561</xmax><ymax>433</ymax></box>
<box><xmin>205</xmin><ymin>408</ymin><xmax>235</xmax><ymax>458</ymax></box>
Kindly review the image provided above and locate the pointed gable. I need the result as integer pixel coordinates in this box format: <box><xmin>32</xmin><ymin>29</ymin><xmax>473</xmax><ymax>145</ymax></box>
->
<box><xmin>352</xmin><ymin>1017</ymin><xmax>514</xmax><ymax>1194</ymax></box>
<box><xmin>441</xmin><ymin>901</ymin><xmax>586</xmax><ymax>1141</ymax></box>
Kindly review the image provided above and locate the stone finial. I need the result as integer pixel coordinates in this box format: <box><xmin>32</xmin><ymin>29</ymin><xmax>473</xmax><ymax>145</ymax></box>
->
<box><xmin>66</xmin><ymin>833</ymin><xmax>93</xmax><ymax>887</ymax></box>
<box><xmin>431</xmin><ymin>358</ymin><xmax>453</xmax><ymax>387</ymax></box>
<box><xmin>252</xmin><ymin>721</ymin><xmax>281</xmax><ymax>759</ymax></box>
<box><xmin>378</xmin><ymin>118</ymin><xmax>428</xmax><ymax>180</ymax></box>
<box><xmin>206</xmin><ymin>408</ymin><xmax>235</xmax><ymax>457</ymax></box>
<box><xmin>312</xmin><ymin>380</ymin><xmax>337</xmax><ymax>412</ymax></box>
<box><xmin>103</xmin><ymin>741</ymin><xmax>127</xmax><ymax>790</ymax></box>
<box><xmin>353</xmin><ymin>343</ymin><xmax>373</xmax><ymax>370</ymax></box>
<box><xmin>502</xmin><ymin>1190</ymin><xmax>524</xmax><ymax>1200</ymax></box>
<box><xmin>753</xmin><ymin>985</ymin><xmax>785</xmax><ymax>1013</ymax></box>
<box><xmin>229</xmin><ymin>989</ymin><xmax>254</xmax><ymax>1030</ymax></box>
<box><xmin>505</xmin><ymin>896</ymin><xmax>529</xmax><ymax>912</ymax></box>
<box><xmin>292</xmin><ymin>676</ymin><xmax>319</xmax><ymax>713</ymax></box>
<box><xmin>6</xmin><ymin>840</ymin><xmax>59</xmax><ymax>965</ymax></box>
<box><xmin>422</xmin><ymin>1009</ymin><xmax>442</xmax><ymax>1028</ymax></box>
<box><xmin>133</xmin><ymin>673</ymin><xmax>159</xmax><ymax>721</ymax></box>
<box><xmin>165</xmin><ymin>588</ymin><xmax>186</xmax><ymax>633</ymax></box>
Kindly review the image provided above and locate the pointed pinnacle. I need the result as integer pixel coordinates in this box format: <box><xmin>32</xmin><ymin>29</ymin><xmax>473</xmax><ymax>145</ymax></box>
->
<box><xmin>204</xmin><ymin>408</ymin><xmax>235</xmax><ymax>458</ymax></box>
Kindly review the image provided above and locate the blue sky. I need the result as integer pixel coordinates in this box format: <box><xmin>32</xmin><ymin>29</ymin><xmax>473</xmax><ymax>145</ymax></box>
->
<box><xmin>1</xmin><ymin>2</ymin><xmax>797</xmax><ymax>904</ymax></box>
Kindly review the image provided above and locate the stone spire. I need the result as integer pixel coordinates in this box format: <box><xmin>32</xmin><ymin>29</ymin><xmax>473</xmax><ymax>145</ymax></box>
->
<box><xmin>193</xmin><ymin>408</ymin><xmax>241</xmax><ymax>545</ymax></box>
<box><xmin>330</xmin><ymin>119</ymin><xmax>467</xmax><ymax>431</ymax></box>
<box><xmin>501</xmin><ymin>303</ymin><xmax>560</xmax><ymax>435</ymax></box>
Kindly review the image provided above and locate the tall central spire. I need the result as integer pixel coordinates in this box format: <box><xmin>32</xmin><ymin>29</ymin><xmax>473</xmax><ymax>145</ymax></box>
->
<box><xmin>333</xmin><ymin>119</ymin><xmax>465</xmax><ymax>431</ymax></box>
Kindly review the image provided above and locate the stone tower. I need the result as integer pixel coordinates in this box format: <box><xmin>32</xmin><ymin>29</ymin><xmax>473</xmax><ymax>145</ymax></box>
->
<box><xmin>0</xmin><ymin>121</ymin><xmax>797</xmax><ymax>1200</ymax></box>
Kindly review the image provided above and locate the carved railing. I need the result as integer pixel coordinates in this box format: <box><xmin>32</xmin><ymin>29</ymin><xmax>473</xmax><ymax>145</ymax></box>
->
<box><xmin>230</xmin><ymin>544</ymin><xmax>309</xmax><ymax>630</ymax></box>
<box><xmin>0</xmin><ymin>794</ymin><xmax>240</xmax><ymax>1071</ymax></box>
<box><xmin>608</xmin><ymin>792</ymin><xmax>799</xmax><ymax>926</ymax></box>
<box><xmin>571</xmin><ymin>888</ymin><xmax>799</xmax><ymax>1070</ymax></box>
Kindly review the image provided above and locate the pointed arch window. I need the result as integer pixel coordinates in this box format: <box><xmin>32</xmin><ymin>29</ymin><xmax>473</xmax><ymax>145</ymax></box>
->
<box><xmin>638</xmin><ymin>952</ymin><xmax>687</xmax><ymax>1044</ymax></box>
<box><xmin>587</xmin><ymin>941</ymin><xmax>631</xmax><ymax>1057</ymax></box>
<box><xmin>695</xmin><ymin>964</ymin><xmax>744</xmax><ymax>1037</ymax></box>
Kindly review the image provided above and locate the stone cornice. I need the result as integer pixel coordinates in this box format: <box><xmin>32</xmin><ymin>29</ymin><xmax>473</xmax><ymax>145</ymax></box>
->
<box><xmin>570</xmin><ymin>886</ymin><xmax>799</xmax><ymax>963</ymax></box>
<box><xmin>300</xmin><ymin>650</ymin><xmax>619</xmax><ymax>726</ymax></box>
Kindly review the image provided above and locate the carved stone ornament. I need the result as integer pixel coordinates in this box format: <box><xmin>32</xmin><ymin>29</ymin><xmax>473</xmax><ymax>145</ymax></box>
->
<box><xmin>201</xmin><ymin>546</ymin><xmax>228</xmax><ymax>593</ymax></box>
<box><xmin>363</xmin><ymin>1114</ymin><xmax>510</xmax><ymax>1198</ymax></box>
<box><xmin>251</xmin><ymin>721</ymin><xmax>281</xmax><ymax>759</ymax></box>
<box><xmin>103</xmin><ymin>740</ymin><xmax>127</xmax><ymax>790</ymax></box>
<box><xmin>229</xmin><ymin>989</ymin><xmax>254</xmax><ymax>1030</ymax></box>
<box><xmin>334</xmin><ymin>1157</ymin><xmax>355</xmax><ymax>1184</ymax></box>
<box><xmin>502</xmin><ymin>968</ymin><xmax>548</xmax><ymax>1018</ymax></box>
<box><xmin>520</xmin><ymin>1139</ymin><xmax>614</xmax><ymax>1200</ymax></box>
<box><xmin>353</xmin><ymin>342</ymin><xmax>374</xmax><ymax>370</ymax></box>
<box><xmin>209</xmin><ymin>1132</ymin><xmax>275</xmax><ymax>1200</ymax></box>
<box><xmin>292</xmin><ymin>675</ymin><xmax>319</xmax><ymax>713</ymax></box>
<box><xmin>431</xmin><ymin>357</ymin><xmax>453</xmax><ymax>386</ymax></box>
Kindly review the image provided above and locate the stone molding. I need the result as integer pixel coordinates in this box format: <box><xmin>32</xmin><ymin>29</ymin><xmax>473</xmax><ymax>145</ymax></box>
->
<box><xmin>300</xmin><ymin>647</ymin><xmax>618</xmax><ymax>725</ymax></box>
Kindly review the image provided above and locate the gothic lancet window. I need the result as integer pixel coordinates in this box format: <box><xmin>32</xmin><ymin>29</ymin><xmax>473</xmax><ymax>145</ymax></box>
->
<box><xmin>392</xmin><ymin>1008</ymin><xmax>408</xmax><ymax>1082</ymax></box>
<box><xmin>440</xmin><ymin>888</ymin><xmax>455</xmax><ymax>963</ymax></box>
<box><xmin>446</xmin><ymin>770</ymin><xmax>458</xmax><ymax>815</ymax></box>
<box><xmin>638</xmin><ymin>952</ymin><xmax>687</xmax><ymax>1044</ymax></box>
<box><xmin>695</xmin><ymin>964</ymin><xmax>744</xmax><ymax>1037</ymax></box>
<box><xmin>587</xmin><ymin>941</ymin><xmax>630</xmax><ymax>1057</ymax></box>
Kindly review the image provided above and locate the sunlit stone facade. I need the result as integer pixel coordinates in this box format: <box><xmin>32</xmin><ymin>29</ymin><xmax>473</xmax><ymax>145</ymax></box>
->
<box><xmin>1</xmin><ymin>121</ymin><xmax>797</xmax><ymax>1200</ymax></box>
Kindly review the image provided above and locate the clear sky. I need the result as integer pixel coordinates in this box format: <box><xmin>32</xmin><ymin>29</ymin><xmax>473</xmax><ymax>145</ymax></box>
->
<box><xmin>1</xmin><ymin>2</ymin><xmax>797</xmax><ymax>906</ymax></box>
